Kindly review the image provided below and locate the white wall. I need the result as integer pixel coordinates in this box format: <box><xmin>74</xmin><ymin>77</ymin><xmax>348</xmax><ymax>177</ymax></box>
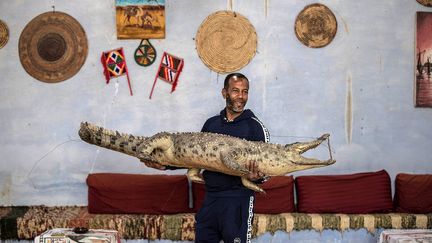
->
<box><xmin>1</xmin><ymin>0</ymin><xmax>431</xmax><ymax>206</ymax></box>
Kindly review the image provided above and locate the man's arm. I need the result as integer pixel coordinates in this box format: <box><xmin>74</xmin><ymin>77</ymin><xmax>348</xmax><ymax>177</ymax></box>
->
<box><xmin>248</xmin><ymin>117</ymin><xmax>271</xmax><ymax>183</ymax></box>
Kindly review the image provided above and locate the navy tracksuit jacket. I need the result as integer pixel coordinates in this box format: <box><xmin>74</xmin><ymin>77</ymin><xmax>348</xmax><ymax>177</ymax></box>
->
<box><xmin>195</xmin><ymin>109</ymin><xmax>269</xmax><ymax>243</ymax></box>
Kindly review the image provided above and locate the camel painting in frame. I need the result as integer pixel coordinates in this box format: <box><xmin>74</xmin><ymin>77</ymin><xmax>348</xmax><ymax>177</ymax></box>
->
<box><xmin>415</xmin><ymin>12</ymin><xmax>432</xmax><ymax>107</ymax></box>
<box><xmin>116</xmin><ymin>0</ymin><xmax>165</xmax><ymax>39</ymax></box>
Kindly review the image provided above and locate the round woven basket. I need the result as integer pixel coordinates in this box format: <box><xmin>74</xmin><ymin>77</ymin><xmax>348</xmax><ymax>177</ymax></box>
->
<box><xmin>0</xmin><ymin>19</ymin><xmax>8</xmax><ymax>49</ymax></box>
<box><xmin>294</xmin><ymin>3</ymin><xmax>337</xmax><ymax>48</ymax></box>
<box><xmin>417</xmin><ymin>0</ymin><xmax>432</xmax><ymax>7</ymax></box>
<box><xmin>196</xmin><ymin>10</ymin><xmax>257</xmax><ymax>74</ymax></box>
<box><xmin>19</xmin><ymin>11</ymin><xmax>88</xmax><ymax>83</ymax></box>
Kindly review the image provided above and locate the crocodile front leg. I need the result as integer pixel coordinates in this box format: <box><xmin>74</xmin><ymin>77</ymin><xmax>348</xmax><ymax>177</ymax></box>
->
<box><xmin>220</xmin><ymin>149</ymin><xmax>249</xmax><ymax>174</ymax></box>
<box><xmin>187</xmin><ymin>168</ymin><xmax>204</xmax><ymax>183</ymax></box>
<box><xmin>241</xmin><ymin>177</ymin><xmax>265</xmax><ymax>193</ymax></box>
<box><xmin>219</xmin><ymin>149</ymin><xmax>265</xmax><ymax>192</ymax></box>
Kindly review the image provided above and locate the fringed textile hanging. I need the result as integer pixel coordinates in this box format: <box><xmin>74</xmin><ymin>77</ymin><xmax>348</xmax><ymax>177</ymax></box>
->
<box><xmin>149</xmin><ymin>52</ymin><xmax>184</xmax><ymax>99</ymax></box>
<box><xmin>101</xmin><ymin>47</ymin><xmax>133</xmax><ymax>96</ymax></box>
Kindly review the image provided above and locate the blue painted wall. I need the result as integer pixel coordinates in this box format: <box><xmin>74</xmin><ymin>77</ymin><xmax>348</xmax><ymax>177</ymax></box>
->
<box><xmin>0</xmin><ymin>0</ymin><xmax>431</xmax><ymax>218</ymax></box>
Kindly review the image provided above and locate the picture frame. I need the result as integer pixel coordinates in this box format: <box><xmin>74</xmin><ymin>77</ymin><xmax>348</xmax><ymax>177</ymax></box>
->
<box><xmin>116</xmin><ymin>0</ymin><xmax>165</xmax><ymax>39</ymax></box>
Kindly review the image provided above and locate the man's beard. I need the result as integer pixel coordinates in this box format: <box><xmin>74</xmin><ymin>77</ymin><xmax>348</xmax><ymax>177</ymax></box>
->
<box><xmin>226</xmin><ymin>96</ymin><xmax>246</xmax><ymax>113</ymax></box>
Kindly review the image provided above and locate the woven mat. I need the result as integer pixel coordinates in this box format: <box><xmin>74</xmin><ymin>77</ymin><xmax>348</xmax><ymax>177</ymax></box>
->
<box><xmin>417</xmin><ymin>0</ymin><xmax>432</xmax><ymax>7</ymax></box>
<box><xmin>0</xmin><ymin>19</ymin><xmax>8</xmax><ymax>49</ymax></box>
<box><xmin>1</xmin><ymin>206</ymin><xmax>431</xmax><ymax>240</ymax></box>
<box><xmin>195</xmin><ymin>10</ymin><xmax>257</xmax><ymax>73</ymax></box>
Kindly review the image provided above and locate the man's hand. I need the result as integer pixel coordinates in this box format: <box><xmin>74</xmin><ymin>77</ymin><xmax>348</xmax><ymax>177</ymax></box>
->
<box><xmin>141</xmin><ymin>159</ymin><xmax>167</xmax><ymax>170</ymax></box>
<box><xmin>246</xmin><ymin>161</ymin><xmax>265</xmax><ymax>181</ymax></box>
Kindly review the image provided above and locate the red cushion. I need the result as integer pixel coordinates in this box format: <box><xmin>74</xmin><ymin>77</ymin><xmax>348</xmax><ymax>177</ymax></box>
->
<box><xmin>394</xmin><ymin>173</ymin><xmax>432</xmax><ymax>213</ymax></box>
<box><xmin>295</xmin><ymin>170</ymin><xmax>393</xmax><ymax>214</ymax></box>
<box><xmin>254</xmin><ymin>176</ymin><xmax>295</xmax><ymax>213</ymax></box>
<box><xmin>192</xmin><ymin>176</ymin><xmax>295</xmax><ymax>214</ymax></box>
<box><xmin>87</xmin><ymin>173</ymin><xmax>191</xmax><ymax>214</ymax></box>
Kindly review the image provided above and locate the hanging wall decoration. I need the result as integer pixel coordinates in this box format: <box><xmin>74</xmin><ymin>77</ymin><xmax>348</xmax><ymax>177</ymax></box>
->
<box><xmin>101</xmin><ymin>47</ymin><xmax>133</xmax><ymax>96</ymax></box>
<box><xmin>195</xmin><ymin>10</ymin><xmax>257</xmax><ymax>74</ymax></box>
<box><xmin>0</xmin><ymin>19</ymin><xmax>9</xmax><ymax>49</ymax></box>
<box><xmin>149</xmin><ymin>52</ymin><xmax>184</xmax><ymax>99</ymax></box>
<box><xmin>116</xmin><ymin>0</ymin><xmax>165</xmax><ymax>39</ymax></box>
<box><xmin>415</xmin><ymin>12</ymin><xmax>432</xmax><ymax>107</ymax></box>
<box><xmin>417</xmin><ymin>0</ymin><xmax>432</xmax><ymax>7</ymax></box>
<box><xmin>294</xmin><ymin>3</ymin><xmax>337</xmax><ymax>48</ymax></box>
<box><xmin>134</xmin><ymin>39</ymin><xmax>157</xmax><ymax>66</ymax></box>
<box><xmin>18</xmin><ymin>11</ymin><xmax>88</xmax><ymax>83</ymax></box>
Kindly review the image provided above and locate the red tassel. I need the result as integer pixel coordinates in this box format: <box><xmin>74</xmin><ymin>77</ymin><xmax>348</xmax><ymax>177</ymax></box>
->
<box><xmin>171</xmin><ymin>59</ymin><xmax>183</xmax><ymax>93</ymax></box>
<box><xmin>101</xmin><ymin>53</ymin><xmax>110</xmax><ymax>84</ymax></box>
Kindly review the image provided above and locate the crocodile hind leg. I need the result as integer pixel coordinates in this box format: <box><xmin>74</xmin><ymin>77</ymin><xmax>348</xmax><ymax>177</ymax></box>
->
<box><xmin>288</xmin><ymin>133</ymin><xmax>330</xmax><ymax>154</ymax></box>
<box><xmin>137</xmin><ymin>132</ymin><xmax>173</xmax><ymax>163</ymax></box>
<box><xmin>241</xmin><ymin>177</ymin><xmax>265</xmax><ymax>193</ymax></box>
<box><xmin>187</xmin><ymin>168</ymin><xmax>204</xmax><ymax>183</ymax></box>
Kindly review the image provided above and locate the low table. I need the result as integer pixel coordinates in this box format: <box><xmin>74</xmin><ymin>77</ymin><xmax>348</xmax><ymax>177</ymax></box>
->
<box><xmin>34</xmin><ymin>228</ymin><xmax>119</xmax><ymax>243</ymax></box>
<box><xmin>379</xmin><ymin>229</ymin><xmax>432</xmax><ymax>243</ymax></box>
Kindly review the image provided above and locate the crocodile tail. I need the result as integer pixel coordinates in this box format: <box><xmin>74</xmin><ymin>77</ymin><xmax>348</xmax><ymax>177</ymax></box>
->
<box><xmin>78</xmin><ymin>122</ymin><xmax>147</xmax><ymax>157</ymax></box>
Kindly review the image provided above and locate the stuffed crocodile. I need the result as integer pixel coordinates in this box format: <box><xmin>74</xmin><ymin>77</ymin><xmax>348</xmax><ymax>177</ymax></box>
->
<box><xmin>79</xmin><ymin>122</ymin><xmax>335</xmax><ymax>192</ymax></box>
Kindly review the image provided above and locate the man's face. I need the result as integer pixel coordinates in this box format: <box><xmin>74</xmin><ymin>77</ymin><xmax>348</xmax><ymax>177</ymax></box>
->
<box><xmin>222</xmin><ymin>77</ymin><xmax>249</xmax><ymax>114</ymax></box>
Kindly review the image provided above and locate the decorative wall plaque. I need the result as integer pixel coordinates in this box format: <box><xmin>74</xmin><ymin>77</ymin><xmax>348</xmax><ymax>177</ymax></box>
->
<box><xmin>417</xmin><ymin>0</ymin><xmax>432</xmax><ymax>7</ymax></box>
<box><xmin>0</xmin><ymin>19</ymin><xmax>9</xmax><ymax>49</ymax></box>
<box><xmin>18</xmin><ymin>11</ymin><xmax>88</xmax><ymax>83</ymax></box>
<box><xmin>294</xmin><ymin>3</ymin><xmax>337</xmax><ymax>48</ymax></box>
<box><xmin>196</xmin><ymin>10</ymin><xmax>257</xmax><ymax>73</ymax></box>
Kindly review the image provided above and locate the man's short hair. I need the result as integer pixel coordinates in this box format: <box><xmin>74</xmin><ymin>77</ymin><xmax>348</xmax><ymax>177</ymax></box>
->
<box><xmin>224</xmin><ymin>73</ymin><xmax>249</xmax><ymax>89</ymax></box>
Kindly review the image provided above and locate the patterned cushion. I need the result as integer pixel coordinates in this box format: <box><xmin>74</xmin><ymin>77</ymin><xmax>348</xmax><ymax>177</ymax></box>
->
<box><xmin>192</xmin><ymin>176</ymin><xmax>295</xmax><ymax>214</ymax></box>
<box><xmin>2</xmin><ymin>206</ymin><xmax>431</xmax><ymax>240</ymax></box>
<box><xmin>295</xmin><ymin>170</ymin><xmax>393</xmax><ymax>213</ymax></box>
<box><xmin>87</xmin><ymin>173</ymin><xmax>191</xmax><ymax>214</ymax></box>
<box><xmin>394</xmin><ymin>173</ymin><xmax>432</xmax><ymax>213</ymax></box>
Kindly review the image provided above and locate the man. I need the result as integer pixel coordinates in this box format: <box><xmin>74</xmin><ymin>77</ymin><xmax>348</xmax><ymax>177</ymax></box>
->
<box><xmin>194</xmin><ymin>73</ymin><xmax>269</xmax><ymax>243</ymax></box>
<box><xmin>143</xmin><ymin>73</ymin><xmax>269</xmax><ymax>242</ymax></box>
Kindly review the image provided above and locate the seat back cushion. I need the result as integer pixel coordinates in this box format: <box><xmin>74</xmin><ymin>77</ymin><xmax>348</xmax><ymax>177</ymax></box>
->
<box><xmin>87</xmin><ymin>173</ymin><xmax>191</xmax><ymax>214</ymax></box>
<box><xmin>192</xmin><ymin>176</ymin><xmax>295</xmax><ymax>214</ymax></box>
<box><xmin>394</xmin><ymin>173</ymin><xmax>432</xmax><ymax>213</ymax></box>
<box><xmin>295</xmin><ymin>170</ymin><xmax>393</xmax><ymax>213</ymax></box>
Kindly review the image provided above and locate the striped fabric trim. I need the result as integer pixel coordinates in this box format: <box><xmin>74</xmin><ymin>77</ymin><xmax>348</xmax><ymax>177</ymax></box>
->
<box><xmin>389</xmin><ymin>213</ymin><xmax>402</xmax><ymax>229</ymax></box>
<box><xmin>246</xmin><ymin>196</ymin><xmax>254</xmax><ymax>243</ymax></box>
<box><xmin>310</xmin><ymin>213</ymin><xmax>323</xmax><ymax>231</ymax></box>
<box><xmin>336</xmin><ymin>213</ymin><xmax>351</xmax><ymax>231</ymax></box>
<box><xmin>1</xmin><ymin>206</ymin><xmax>432</xmax><ymax>240</ymax></box>
<box><xmin>251</xmin><ymin>117</ymin><xmax>270</xmax><ymax>142</ymax></box>
<box><xmin>253</xmin><ymin>213</ymin><xmax>432</xmax><ymax>236</ymax></box>
<box><xmin>416</xmin><ymin>214</ymin><xmax>429</xmax><ymax>229</ymax></box>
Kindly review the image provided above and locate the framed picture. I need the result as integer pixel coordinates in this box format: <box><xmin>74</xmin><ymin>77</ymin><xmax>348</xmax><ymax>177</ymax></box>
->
<box><xmin>116</xmin><ymin>0</ymin><xmax>165</xmax><ymax>39</ymax></box>
<box><xmin>415</xmin><ymin>12</ymin><xmax>432</xmax><ymax>107</ymax></box>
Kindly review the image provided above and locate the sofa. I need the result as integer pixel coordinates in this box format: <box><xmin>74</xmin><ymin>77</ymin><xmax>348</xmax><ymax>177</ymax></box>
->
<box><xmin>0</xmin><ymin>170</ymin><xmax>431</xmax><ymax>241</ymax></box>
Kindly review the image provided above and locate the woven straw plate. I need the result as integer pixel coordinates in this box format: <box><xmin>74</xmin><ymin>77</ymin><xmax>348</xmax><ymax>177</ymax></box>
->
<box><xmin>196</xmin><ymin>10</ymin><xmax>257</xmax><ymax>74</ymax></box>
<box><xmin>0</xmin><ymin>19</ymin><xmax>8</xmax><ymax>49</ymax></box>
<box><xmin>294</xmin><ymin>3</ymin><xmax>337</xmax><ymax>48</ymax></box>
<box><xmin>19</xmin><ymin>11</ymin><xmax>88</xmax><ymax>83</ymax></box>
<box><xmin>417</xmin><ymin>0</ymin><xmax>432</xmax><ymax>7</ymax></box>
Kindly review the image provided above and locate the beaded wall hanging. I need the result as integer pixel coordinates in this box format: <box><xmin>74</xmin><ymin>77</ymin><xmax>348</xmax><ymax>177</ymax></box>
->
<box><xmin>149</xmin><ymin>52</ymin><xmax>184</xmax><ymax>99</ymax></box>
<box><xmin>101</xmin><ymin>47</ymin><xmax>133</xmax><ymax>96</ymax></box>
